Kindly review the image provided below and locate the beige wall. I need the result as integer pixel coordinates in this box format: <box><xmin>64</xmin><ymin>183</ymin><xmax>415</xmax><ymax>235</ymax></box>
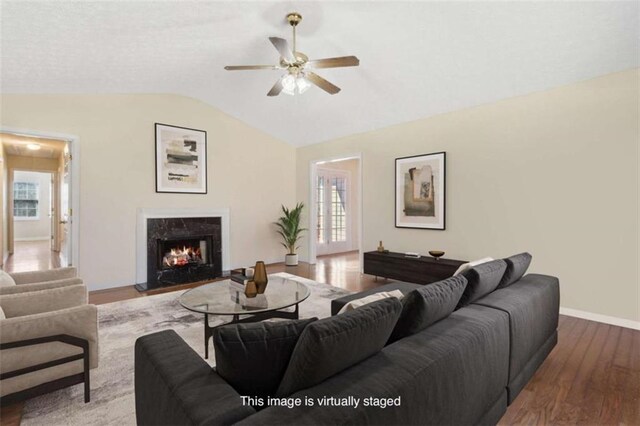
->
<box><xmin>0</xmin><ymin>94</ymin><xmax>296</xmax><ymax>290</ymax></box>
<box><xmin>13</xmin><ymin>171</ymin><xmax>52</xmax><ymax>241</ymax></box>
<box><xmin>297</xmin><ymin>69</ymin><xmax>639</xmax><ymax>322</ymax></box>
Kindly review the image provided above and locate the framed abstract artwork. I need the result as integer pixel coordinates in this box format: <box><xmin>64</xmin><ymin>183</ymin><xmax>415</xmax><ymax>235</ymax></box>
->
<box><xmin>155</xmin><ymin>123</ymin><xmax>207</xmax><ymax>194</ymax></box>
<box><xmin>395</xmin><ymin>152</ymin><xmax>446</xmax><ymax>230</ymax></box>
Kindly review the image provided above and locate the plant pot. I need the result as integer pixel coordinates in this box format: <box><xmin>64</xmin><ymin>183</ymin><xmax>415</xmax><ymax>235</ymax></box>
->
<box><xmin>285</xmin><ymin>254</ymin><xmax>299</xmax><ymax>266</ymax></box>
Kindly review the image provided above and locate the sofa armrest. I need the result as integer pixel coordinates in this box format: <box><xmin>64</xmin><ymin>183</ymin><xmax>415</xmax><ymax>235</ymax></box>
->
<box><xmin>0</xmin><ymin>304</ymin><xmax>98</xmax><ymax>369</ymax></box>
<box><xmin>10</xmin><ymin>267</ymin><xmax>77</xmax><ymax>285</ymax></box>
<box><xmin>0</xmin><ymin>285</ymin><xmax>87</xmax><ymax>318</ymax></box>
<box><xmin>0</xmin><ymin>278</ymin><xmax>83</xmax><ymax>296</ymax></box>
<box><xmin>135</xmin><ymin>330</ymin><xmax>255</xmax><ymax>426</ymax></box>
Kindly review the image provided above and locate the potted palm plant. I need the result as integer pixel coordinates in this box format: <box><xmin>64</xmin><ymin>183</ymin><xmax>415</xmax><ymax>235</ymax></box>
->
<box><xmin>275</xmin><ymin>202</ymin><xmax>306</xmax><ymax>266</ymax></box>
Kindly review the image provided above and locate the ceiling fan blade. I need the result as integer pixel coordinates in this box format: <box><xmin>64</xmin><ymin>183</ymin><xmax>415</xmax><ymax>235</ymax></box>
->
<box><xmin>267</xmin><ymin>77</ymin><xmax>284</xmax><ymax>97</ymax></box>
<box><xmin>305</xmin><ymin>72</ymin><xmax>341</xmax><ymax>95</ymax></box>
<box><xmin>269</xmin><ymin>37</ymin><xmax>295</xmax><ymax>63</ymax></box>
<box><xmin>308</xmin><ymin>56</ymin><xmax>360</xmax><ymax>69</ymax></box>
<box><xmin>224</xmin><ymin>65</ymin><xmax>280</xmax><ymax>71</ymax></box>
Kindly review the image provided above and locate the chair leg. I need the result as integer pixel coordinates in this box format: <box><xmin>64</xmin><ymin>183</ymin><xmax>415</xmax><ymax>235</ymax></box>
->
<box><xmin>83</xmin><ymin>343</ymin><xmax>90</xmax><ymax>403</ymax></box>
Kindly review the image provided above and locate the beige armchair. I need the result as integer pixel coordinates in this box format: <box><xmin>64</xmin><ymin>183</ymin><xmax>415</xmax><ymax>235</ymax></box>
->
<box><xmin>0</xmin><ymin>284</ymin><xmax>98</xmax><ymax>404</ymax></box>
<box><xmin>0</xmin><ymin>267</ymin><xmax>83</xmax><ymax>296</ymax></box>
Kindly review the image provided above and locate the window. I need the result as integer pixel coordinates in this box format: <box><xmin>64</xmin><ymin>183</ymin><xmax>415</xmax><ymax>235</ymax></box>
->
<box><xmin>13</xmin><ymin>182</ymin><xmax>39</xmax><ymax>219</ymax></box>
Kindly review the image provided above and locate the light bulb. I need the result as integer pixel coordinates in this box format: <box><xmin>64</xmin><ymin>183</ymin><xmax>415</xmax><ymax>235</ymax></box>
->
<box><xmin>282</xmin><ymin>75</ymin><xmax>296</xmax><ymax>96</ymax></box>
<box><xmin>296</xmin><ymin>76</ymin><xmax>311</xmax><ymax>94</ymax></box>
<box><xmin>26</xmin><ymin>143</ymin><xmax>41</xmax><ymax>151</ymax></box>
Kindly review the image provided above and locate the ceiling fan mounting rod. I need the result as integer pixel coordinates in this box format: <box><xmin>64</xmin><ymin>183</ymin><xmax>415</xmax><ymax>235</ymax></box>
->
<box><xmin>287</xmin><ymin>12</ymin><xmax>302</xmax><ymax>57</ymax></box>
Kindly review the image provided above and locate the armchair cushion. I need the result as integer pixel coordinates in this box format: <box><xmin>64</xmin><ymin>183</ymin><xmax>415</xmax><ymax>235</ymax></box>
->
<box><xmin>0</xmin><ymin>304</ymin><xmax>98</xmax><ymax>396</ymax></box>
<box><xmin>10</xmin><ymin>267</ymin><xmax>77</xmax><ymax>285</ymax></box>
<box><xmin>0</xmin><ymin>269</ymin><xmax>16</xmax><ymax>287</ymax></box>
<box><xmin>0</xmin><ymin>285</ymin><xmax>88</xmax><ymax>318</ymax></box>
<box><xmin>0</xmin><ymin>277</ymin><xmax>83</xmax><ymax>296</ymax></box>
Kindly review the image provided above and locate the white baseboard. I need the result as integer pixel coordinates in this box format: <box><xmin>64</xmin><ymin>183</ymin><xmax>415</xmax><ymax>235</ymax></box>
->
<box><xmin>14</xmin><ymin>237</ymin><xmax>50</xmax><ymax>242</ymax></box>
<box><xmin>560</xmin><ymin>307</ymin><xmax>640</xmax><ymax>330</ymax></box>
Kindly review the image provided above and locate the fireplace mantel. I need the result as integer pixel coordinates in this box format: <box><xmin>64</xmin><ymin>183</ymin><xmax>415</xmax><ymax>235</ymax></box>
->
<box><xmin>136</xmin><ymin>208</ymin><xmax>230</xmax><ymax>284</ymax></box>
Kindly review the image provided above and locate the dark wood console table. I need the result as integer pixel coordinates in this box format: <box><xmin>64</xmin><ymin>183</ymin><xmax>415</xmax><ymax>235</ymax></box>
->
<box><xmin>363</xmin><ymin>251</ymin><xmax>466</xmax><ymax>285</ymax></box>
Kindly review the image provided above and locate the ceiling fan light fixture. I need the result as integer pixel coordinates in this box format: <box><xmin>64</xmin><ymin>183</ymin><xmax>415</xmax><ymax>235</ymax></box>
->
<box><xmin>296</xmin><ymin>76</ymin><xmax>311</xmax><ymax>94</ymax></box>
<box><xmin>282</xmin><ymin>74</ymin><xmax>296</xmax><ymax>95</ymax></box>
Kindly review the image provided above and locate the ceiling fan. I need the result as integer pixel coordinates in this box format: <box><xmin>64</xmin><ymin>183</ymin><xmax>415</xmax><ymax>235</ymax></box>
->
<box><xmin>224</xmin><ymin>12</ymin><xmax>360</xmax><ymax>96</ymax></box>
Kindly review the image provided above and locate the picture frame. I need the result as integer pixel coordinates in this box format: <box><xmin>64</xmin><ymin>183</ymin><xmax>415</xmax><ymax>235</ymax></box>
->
<box><xmin>395</xmin><ymin>151</ymin><xmax>446</xmax><ymax>230</ymax></box>
<box><xmin>155</xmin><ymin>123</ymin><xmax>207</xmax><ymax>194</ymax></box>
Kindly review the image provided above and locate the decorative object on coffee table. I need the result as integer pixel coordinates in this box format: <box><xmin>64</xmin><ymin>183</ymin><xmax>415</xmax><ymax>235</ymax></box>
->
<box><xmin>395</xmin><ymin>152</ymin><xmax>446</xmax><ymax>230</ymax></box>
<box><xmin>254</xmin><ymin>261</ymin><xmax>268</xmax><ymax>293</ymax></box>
<box><xmin>155</xmin><ymin>123</ymin><xmax>207</xmax><ymax>194</ymax></box>
<box><xmin>275</xmin><ymin>202</ymin><xmax>306</xmax><ymax>266</ymax></box>
<box><xmin>244</xmin><ymin>280</ymin><xmax>258</xmax><ymax>298</ymax></box>
<box><xmin>429</xmin><ymin>250</ymin><xmax>445</xmax><ymax>260</ymax></box>
<box><xmin>179</xmin><ymin>275</ymin><xmax>311</xmax><ymax>358</ymax></box>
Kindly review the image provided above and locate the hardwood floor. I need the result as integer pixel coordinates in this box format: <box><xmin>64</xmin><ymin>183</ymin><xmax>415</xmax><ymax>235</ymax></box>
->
<box><xmin>1</xmin><ymin>250</ymin><xmax>639</xmax><ymax>425</ymax></box>
<box><xmin>2</xmin><ymin>240</ymin><xmax>61</xmax><ymax>274</ymax></box>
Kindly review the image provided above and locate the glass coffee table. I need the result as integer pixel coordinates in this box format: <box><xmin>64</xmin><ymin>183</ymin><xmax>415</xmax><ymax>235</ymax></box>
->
<box><xmin>179</xmin><ymin>275</ymin><xmax>310</xmax><ymax>359</ymax></box>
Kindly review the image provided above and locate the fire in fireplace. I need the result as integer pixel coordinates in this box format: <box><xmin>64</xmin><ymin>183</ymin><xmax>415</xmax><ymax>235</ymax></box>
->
<box><xmin>158</xmin><ymin>237</ymin><xmax>211</xmax><ymax>270</ymax></box>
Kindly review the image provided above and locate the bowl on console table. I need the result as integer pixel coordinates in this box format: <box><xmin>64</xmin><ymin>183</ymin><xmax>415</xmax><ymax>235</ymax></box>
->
<box><xmin>428</xmin><ymin>250</ymin><xmax>445</xmax><ymax>260</ymax></box>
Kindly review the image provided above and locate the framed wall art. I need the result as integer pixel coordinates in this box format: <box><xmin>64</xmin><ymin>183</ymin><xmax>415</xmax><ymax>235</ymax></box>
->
<box><xmin>395</xmin><ymin>151</ymin><xmax>446</xmax><ymax>230</ymax></box>
<box><xmin>155</xmin><ymin>123</ymin><xmax>207</xmax><ymax>194</ymax></box>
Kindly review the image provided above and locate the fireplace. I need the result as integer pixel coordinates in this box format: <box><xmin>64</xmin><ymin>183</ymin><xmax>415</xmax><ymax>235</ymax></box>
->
<box><xmin>138</xmin><ymin>217</ymin><xmax>222</xmax><ymax>291</ymax></box>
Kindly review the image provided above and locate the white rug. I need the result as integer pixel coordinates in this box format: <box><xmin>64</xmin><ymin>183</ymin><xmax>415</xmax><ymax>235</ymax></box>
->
<box><xmin>21</xmin><ymin>273</ymin><xmax>351</xmax><ymax>425</ymax></box>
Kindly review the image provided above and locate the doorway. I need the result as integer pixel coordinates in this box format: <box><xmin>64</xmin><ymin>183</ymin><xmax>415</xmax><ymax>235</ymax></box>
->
<box><xmin>0</xmin><ymin>131</ymin><xmax>75</xmax><ymax>272</ymax></box>
<box><xmin>310</xmin><ymin>155</ymin><xmax>362</xmax><ymax>264</ymax></box>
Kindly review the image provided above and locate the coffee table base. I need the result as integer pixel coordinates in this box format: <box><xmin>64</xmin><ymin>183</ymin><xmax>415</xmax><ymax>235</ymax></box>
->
<box><xmin>203</xmin><ymin>304</ymin><xmax>300</xmax><ymax>359</ymax></box>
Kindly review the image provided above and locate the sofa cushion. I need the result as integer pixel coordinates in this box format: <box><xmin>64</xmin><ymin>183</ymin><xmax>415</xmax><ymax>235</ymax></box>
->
<box><xmin>389</xmin><ymin>275</ymin><xmax>468</xmax><ymax>343</ymax></box>
<box><xmin>337</xmin><ymin>289</ymin><xmax>404</xmax><ymax>314</ymax></box>
<box><xmin>331</xmin><ymin>281</ymin><xmax>421</xmax><ymax>316</ymax></box>
<box><xmin>213</xmin><ymin>317</ymin><xmax>316</xmax><ymax>398</ymax></box>
<box><xmin>498</xmin><ymin>252</ymin><xmax>532</xmax><ymax>288</ymax></box>
<box><xmin>473</xmin><ymin>273</ymin><xmax>559</xmax><ymax>402</ymax></box>
<box><xmin>0</xmin><ymin>270</ymin><xmax>16</xmax><ymax>287</ymax></box>
<box><xmin>276</xmin><ymin>298</ymin><xmax>402</xmax><ymax>397</ymax></box>
<box><xmin>457</xmin><ymin>259</ymin><xmax>507</xmax><ymax>308</ymax></box>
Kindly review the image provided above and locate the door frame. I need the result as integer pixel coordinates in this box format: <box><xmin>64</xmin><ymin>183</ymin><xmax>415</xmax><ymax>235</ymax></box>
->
<box><xmin>308</xmin><ymin>153</ymin><xmax>363</xmax><ymax>268</ymax></box>
<box><xmin>0</xmin><ymin>126</ymin><xmax>80</xmax><ymax>268</ymax></box>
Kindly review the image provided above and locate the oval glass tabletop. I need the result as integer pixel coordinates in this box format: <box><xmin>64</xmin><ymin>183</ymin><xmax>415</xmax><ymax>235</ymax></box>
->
<box><xmin>179</xmin><ymin>275</ymin><xmax>311</xmax><ymax>315</ymax></box>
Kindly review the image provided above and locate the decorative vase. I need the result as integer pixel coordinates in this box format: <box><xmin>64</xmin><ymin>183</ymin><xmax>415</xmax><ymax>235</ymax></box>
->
<box><xmin>244</xmin><ymin>280</ymin><xmax>258</xmax><ymax>298</ymax></box>
<box><xmin>377</xmin><ymin>241</ymin><xmax>385</xmax><ymax>252</ymax></box>
<box><xmin>285</xmin><ymin>253</ymin><xmax>299</xmax><ymax>266</ymax></box>
<box><xmin>254</xmin><ymin>261</ymin><xmax>268</xmax><ymax>294</ymax></box>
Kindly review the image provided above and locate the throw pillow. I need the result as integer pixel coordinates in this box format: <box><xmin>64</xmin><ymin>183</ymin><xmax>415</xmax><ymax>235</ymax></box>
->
<box><xmin>0</xmin><ymin>270</ymin><xmax>16</xmax><ymax>287</ymax></box>
<box><xmin>388</xmin><ymin>275</ymin><xmax>468</xmax><ymax>343</ymax></box>
<box><xmin>456</xmin><ymin>259</ymin><xmax>507</xmax><ymax>308</ymax></box>
<box><xmin>498</xmin><ymin>252</ymin><xmax>532</xmax><ymax>288</ymax></box>
<box><xmin>213</xmin><ymin>317</ymin><xmax>317</xmax><ymax>399</ymax></box>
<box><xmin>337</xmin><ymin>289</ymin><xmax>404</xmax><ymax>314</ymax></box>
<box><xmin>453</xmin><ymin>257</ymin><xmax>494</xmax><ymax>276</ymax></box>
<box><xmin>276</xmin><ymin>298</ymin><xmax>402</xmax><ymax>397</ymax></box>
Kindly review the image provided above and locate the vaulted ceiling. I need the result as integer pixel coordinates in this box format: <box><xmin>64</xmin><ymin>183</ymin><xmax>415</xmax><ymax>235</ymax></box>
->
<box><xmin>1</xmin><ymin>1</ymin><xmax>637</xmax><ymax>146</ymax></box>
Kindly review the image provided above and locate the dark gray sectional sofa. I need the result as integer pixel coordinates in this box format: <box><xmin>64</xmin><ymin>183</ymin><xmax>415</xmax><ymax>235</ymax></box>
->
<box><xmin>135</xmin><ymin>253</ymin><xmax>559</xmax><ymax>425</ymax></box>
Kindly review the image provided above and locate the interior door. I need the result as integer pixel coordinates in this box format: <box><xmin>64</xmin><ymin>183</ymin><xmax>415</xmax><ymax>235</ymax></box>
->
<box><xmin>316</xmin><ymin>169</ymin><xmax>350</xmax><ymax>256</ymax></box>
<box><xmin>59</xmin><ymin>150</ymin><xmax>71</xmax><ymax>266</ymax></box>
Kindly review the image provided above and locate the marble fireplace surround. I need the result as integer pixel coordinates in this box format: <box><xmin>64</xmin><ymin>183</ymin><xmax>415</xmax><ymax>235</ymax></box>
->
<box><xmin>136</xmin><ymin>208</ymin><xmax>230</xmax><ymax>284</ymax></box>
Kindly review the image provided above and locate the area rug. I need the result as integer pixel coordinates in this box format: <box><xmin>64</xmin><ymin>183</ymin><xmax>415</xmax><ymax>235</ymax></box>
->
<box><xmin>21</xmin><ymin>273</ymin><xmax>351</xmax><ymax>425</ymax></box>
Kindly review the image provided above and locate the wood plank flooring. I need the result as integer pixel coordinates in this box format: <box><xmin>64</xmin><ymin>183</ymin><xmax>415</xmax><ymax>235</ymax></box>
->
<box><xmin>1</xmin><ymin>250</ymin><xmax>639</xmax><ymax>425</ymax></box>
<box><xmin>2</xmin><ymin>240</ymin><xmax>61</xmax><ymax>274</ymax></box>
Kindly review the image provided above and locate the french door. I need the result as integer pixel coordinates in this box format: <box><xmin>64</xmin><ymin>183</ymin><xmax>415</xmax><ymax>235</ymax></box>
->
<box><xmin>316</xmin><ymin>169</ymin><xmax>350</xmax><ymax>255</ymax></box>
